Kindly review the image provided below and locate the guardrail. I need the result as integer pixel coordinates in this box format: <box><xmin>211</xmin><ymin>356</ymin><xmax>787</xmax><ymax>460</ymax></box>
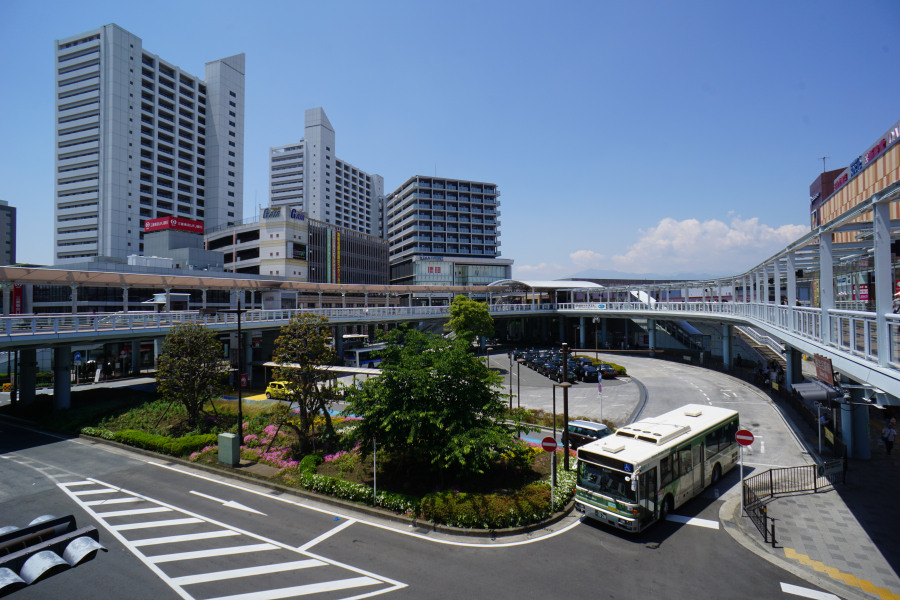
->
<box><xmin>2</xmin><ymin>301</ymin><xmax>899</xmax><ymax>390</ymax></box>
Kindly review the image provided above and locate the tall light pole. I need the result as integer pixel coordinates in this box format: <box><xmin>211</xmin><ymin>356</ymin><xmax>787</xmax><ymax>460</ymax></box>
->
<box><xmin>561</xmin><ymin>343</ymin><xmax>571</xmax><ymax>470</ymax></box>
<box><xmin>508</xmin><ymin>351</ymin><xmax>513</xmax><ymax>410</ymax></box>
<box><xmin>516</xmin><ymin>358</ymin><xmax>525</xmax><ymax>409</ymax></box>
<box><xmin>220</xmin><ymin>299</ymin><xmax>247</xmax><ymax>445</ymax></box>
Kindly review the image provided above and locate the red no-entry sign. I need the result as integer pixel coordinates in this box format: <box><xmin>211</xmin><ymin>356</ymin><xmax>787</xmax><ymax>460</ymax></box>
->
<box><xmin>735</xmin><ymin>429</ymin><xmax>754</xmax><ymax>446</ymax></box>
<box><xmin>541</xmin><ymin>436</ymin><xmax>558</xmax><ymax>452</ymax></box>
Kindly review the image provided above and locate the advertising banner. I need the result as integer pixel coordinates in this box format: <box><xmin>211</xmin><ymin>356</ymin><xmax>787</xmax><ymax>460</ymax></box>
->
<box><xmin>144</xmin><ymin>216</ymin><xmax>204</xmax><ymax>234</ymax></box>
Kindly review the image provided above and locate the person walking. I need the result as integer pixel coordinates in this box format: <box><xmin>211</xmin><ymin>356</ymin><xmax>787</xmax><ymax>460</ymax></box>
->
<box><xmin>883</xmin><ymin>418</ymin><xmax>897</xmax><ymax>456</ymax></box>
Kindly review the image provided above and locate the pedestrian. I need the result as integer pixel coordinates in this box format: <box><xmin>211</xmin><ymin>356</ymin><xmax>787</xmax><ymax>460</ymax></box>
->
<box><xmin>883</xmin><ymin>418</ymin><xmax>897</xmax><ymax>456</ymax></box>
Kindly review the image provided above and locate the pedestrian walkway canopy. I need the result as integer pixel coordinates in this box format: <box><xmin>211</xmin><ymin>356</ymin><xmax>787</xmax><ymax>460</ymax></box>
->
<box><xmin>487</xmin><ymin>279</ymin><xmax>603</xmax><ymax>304</ymax></box>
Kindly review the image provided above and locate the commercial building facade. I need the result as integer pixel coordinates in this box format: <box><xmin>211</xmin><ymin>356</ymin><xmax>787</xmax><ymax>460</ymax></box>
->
<box><xmin>807</xmin><ymin>118</ymin><xmax>900</xmax><ymax>310</ymax></box>
<box><xmin>269</xmin><ymin>107</ymin><xmax>384</xmax><ymax>237</ymax></box>
<box><xmin>385</xmin><ymin>176</ymin><xmax>512</xmax><ymax>290</ymax></box>
<box><xmin>53</xmin><ymin>24</ymin><xmax>244</xmax><ymax>264</ymax></box>
<box><xmin>0</xmin><ymin>200</ymin><xmax>16</xmax><ymax>265</ymax></box>
<box><xmin>205</xmin><ymin>207</ymin><xmax>388</xmax><ymax>285</ymax></box>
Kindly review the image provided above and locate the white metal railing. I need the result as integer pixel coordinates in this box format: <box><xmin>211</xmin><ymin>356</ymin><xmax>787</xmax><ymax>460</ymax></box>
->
<box><xmin>3</xmin><ymin>300</ymin><xmax>899</xmax><ymax>377</ymax></box>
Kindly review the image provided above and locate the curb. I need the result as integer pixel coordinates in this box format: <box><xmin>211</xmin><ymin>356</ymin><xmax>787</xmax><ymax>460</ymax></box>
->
<box><xmin>719</xmin><ymin>496</ymin><xmax>870</xmax><ymax>600</ymax></box>
<box><xmin>76</xmin><ymin>433</ymin><xmax>575</xmax><ymax>539</ymax></box>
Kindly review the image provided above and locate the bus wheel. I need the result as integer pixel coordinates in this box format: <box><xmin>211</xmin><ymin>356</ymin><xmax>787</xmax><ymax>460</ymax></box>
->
<box><xmin>660</xmin><ymin>496</ymin><xmax>673</xmax><ymax>520</ymax></box>
<box><xmin>711</xmin><ymin>463</ymin><xmax>722</xmax><ymax>484</ymax></box>
<box><xmin>266</xmin><ymin>393</ymin><xmax>272</xmax><ymax>399</ymax></box>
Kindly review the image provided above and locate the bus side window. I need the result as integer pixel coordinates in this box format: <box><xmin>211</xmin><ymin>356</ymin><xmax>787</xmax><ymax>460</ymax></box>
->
<box><xmin>660</xmin><ymin>456</ymin><xmax>672</xmax><ymax>486</ymax></box>
<box><xmin>679</xmin><ymin>446</ymin><xmax>693</xmax><ymax>473</ymax></box>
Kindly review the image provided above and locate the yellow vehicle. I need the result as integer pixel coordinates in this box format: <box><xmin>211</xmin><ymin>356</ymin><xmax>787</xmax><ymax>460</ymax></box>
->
<box><xmin>265</xmin><ymin>381</ymin><xmax>293</xmax><ymax>400</ymax></box>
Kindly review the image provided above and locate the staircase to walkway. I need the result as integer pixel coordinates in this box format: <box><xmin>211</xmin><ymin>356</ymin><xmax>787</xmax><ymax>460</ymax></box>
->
<box><xmin>735</xmin><ymin>327</ymin><xmax>786</xmax><ymax>370</ymax></box>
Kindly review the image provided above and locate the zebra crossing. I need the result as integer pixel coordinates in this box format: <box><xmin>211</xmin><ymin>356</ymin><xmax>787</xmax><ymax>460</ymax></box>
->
<box><xmin>59</xmin><ymin>478</ymin><xmax>405</xmax><ymax>600</ymax></box>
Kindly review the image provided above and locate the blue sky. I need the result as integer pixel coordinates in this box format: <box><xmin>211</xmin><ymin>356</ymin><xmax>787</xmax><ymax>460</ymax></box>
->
<box><xmin>1</xmin><ymin>0</ymin><xmax>898</xmax><ymax>279</ymax></box>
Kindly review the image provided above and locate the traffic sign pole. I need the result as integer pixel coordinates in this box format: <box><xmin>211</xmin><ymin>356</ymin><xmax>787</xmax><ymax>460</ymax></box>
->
<box><xmin>735</xmin><ymin>429</ymin><xmax>754</xmax><ymax>511</ymax></box>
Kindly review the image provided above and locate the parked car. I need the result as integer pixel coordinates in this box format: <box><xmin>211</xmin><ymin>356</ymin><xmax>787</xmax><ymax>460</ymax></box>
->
<box><xmin>565</xmin><ymin>420</ymin><xmax>613</xmax><ymax>450</ymax></box>
<box><xmin>581</xmin><ymin>365</ymin><xmax>599</xmax><ymax>382</ymax></box>
<box><xmin>265</xmin><ymin>381</ymin><xmax>293</xmax><ymax>400</ymax></box>
<box><xmin>551</xmin><ymin>365</ymin><xmax>577</xmax><ymax>383</ymax></box>
<box><xmin>599</xmin><ymin>364</ymin><xmax>618</xmax><ymax>379</ymax></box>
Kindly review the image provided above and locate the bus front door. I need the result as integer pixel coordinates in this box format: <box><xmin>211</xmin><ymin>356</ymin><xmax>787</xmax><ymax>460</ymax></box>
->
<box><xmin>639</xmin><ymin>467</ymin><xmax>658</xmax><ymax>523</ymax></box>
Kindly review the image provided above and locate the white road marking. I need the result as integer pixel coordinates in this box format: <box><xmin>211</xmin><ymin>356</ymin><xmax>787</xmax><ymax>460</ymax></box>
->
<box><xmin>170</xmin><ymin>560</ymin><xmax>325</xmax><ymax>585</ymax></box>
<box><xmin>113</xmin><ymin>517</ymin><xmax>204</xmax><ymax>531</ymax></box>
<box><xmin>148</xmin><ymin>543</ymin><xmax>278</xmax><ymax>564</ymax></box>
<box><xmin>72</xmin><ymin>488</ymin><xmax>119</xmax><ymax>496</ymax></box>
<box><xmin>58</xmin><ymin>479</ymin><xmax>407</xmax><ymax>599</ymax></box>
<box><xmin>665</xmin><ymin>514</ymin><xmax>720</xmax><ymax>529</ymax></box>
<box><xmin>780</xmin><ymin>582</ymin><xmax>842</xmax><ymax>600</ymax></box>
<box><xmin>203</xmin><ymin>577</ymin><xmax>381</xmax><ymax>600</ymax></box>
<box><xmin>148</xmin><ymin>460</ymin><xmax>585</xmax><ymax>548</ymax></box>
<box><xmin>95</xmin><ymin>506</ymin><xmax>171</xmax><ymax>518</ymax></box>
<box><xmin>132</xmin><ymin>530</ymin><xmax>239</xmax><ymax>547</ymax></box>
<box><xmin>298</xmin><ymin>518</ymin><xmax>356</xmax><ymax>552</ymax></box>
<box><xmin>190</xmin><ymin>490</ymin><xmax>267</xmax><ymax>515</ymax></box>
<box><xmin>84</xmin><ymin>496</ymin><xmax>143</xmax><ymax>506</ymax></box>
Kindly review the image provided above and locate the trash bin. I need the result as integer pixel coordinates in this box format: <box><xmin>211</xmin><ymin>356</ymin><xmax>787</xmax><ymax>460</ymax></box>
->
<box><xmin>218</xmin><ymin>432</ymin><xmax>239</xmax><ymax>466</ymax></box>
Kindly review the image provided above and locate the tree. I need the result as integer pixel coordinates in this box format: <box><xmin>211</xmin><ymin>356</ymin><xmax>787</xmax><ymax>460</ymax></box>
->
<box><xmin>445</xmin><ymin>294</ymin><xmax>494</xmax><ymax>347</ymax></box>
<box><xmin>271</xmin><ymin>313</ymin><xmax>336</xmax><ymax>453</ymax></box>
<box><xmin>343</xmin><ymin>326</ymin><xmax>525</xmax><ymax>481</ymax></box>
<box><xmin>156</xmin><ymin>322</ymin><xmax>227</xmax><ymax>429</ymax></box>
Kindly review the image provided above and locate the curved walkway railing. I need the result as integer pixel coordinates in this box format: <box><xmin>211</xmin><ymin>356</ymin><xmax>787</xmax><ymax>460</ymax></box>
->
<box><xmin>2</xmin><ymin>300</ymin><xmax>898</xmax><ymax>393</ymax></box>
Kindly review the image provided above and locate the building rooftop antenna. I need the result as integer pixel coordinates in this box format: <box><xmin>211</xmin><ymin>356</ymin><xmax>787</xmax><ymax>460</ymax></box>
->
<box><xmin>820</xmin><ymin>155</ymin><xmax>829</xmax><ymax>173</ymax></box>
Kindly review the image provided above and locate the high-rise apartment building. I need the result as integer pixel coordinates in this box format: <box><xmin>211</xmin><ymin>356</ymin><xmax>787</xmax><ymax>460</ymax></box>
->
<box><xmin>385</xmin><ymin>176</ymin><xmax>512</xmax><ymax>287</ymax></box>
<box><xmin>269</xmin><ymin>108</ymin><xmax>383</xmax><ymax>236</ymax></box>
<box><xmin>53</xmin><ymin>24</ymin><xmax>244</xmax><ymax>264</ymax></box>
<box><xmin>0</xmin><ymin>200</ymin><xmax>16</xmax><ymax>265</ymax></box>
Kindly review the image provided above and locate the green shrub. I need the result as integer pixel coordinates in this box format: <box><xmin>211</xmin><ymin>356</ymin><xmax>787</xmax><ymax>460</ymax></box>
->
<box><xmin>111</xmin><ymin>429</ymin><xmax>217</xmax><ymax>457</ymax></box>
<box><xmin>421</xmin><ymin>481</ymin><xmax>552</xmax><ymax>529</ymax></box>
<box><xmin>299</xmin><ymin>453</ymin><xmax>323</xmax><ymax>473</ymax></box>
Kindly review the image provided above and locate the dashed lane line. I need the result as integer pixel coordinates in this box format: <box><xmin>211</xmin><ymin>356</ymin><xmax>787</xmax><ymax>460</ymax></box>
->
<box><xmin>784</xmin><ymin>547</ymin><xmax>900</xmax><ymax>600</ymax></box>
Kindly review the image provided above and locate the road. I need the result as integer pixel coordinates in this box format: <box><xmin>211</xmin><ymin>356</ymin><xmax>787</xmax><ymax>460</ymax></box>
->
<box><xmin>0</xmin><ymin>356</ymin><xmax>840</xmax><ymax>600</ymax></box>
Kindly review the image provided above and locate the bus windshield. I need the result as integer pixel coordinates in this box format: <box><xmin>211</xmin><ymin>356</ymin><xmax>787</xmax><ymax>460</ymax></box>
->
<box><xmin>578</xmin><ymin>461</ymin><xmax>636</xmax><ymax>503</ymax></box>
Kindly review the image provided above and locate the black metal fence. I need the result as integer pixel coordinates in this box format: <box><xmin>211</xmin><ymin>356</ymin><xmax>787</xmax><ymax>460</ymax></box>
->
<box><xmin>742</xmin><ymin>460</ymin><xmax>844</xmax><ymax>545</ymax></box>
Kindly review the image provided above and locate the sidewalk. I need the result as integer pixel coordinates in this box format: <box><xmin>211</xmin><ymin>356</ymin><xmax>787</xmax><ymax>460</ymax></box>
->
<box><xmin>722</xmin><ymin>393</ymin><xmax>900</xmax><ymax>600</ymax></box>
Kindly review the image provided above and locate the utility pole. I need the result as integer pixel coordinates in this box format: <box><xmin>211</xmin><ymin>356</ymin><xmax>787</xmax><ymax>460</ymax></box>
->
<box><xmin>561</xmin><ymin>343</ymin><xmax>570</xmax><ymax>470</ymax></box>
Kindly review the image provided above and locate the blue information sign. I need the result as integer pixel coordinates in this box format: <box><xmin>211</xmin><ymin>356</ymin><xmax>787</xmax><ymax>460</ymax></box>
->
<box><xmin>598</xmin><ymin>381</ymin><xmax>602</xmax><ymax>393</ymax></box>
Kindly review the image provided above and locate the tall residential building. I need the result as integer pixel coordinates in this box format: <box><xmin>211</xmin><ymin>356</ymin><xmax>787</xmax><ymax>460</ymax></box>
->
<box><xmin>268</xmin><ymin>107</ymin><xmax>384</xmax><ymax>236</ymax></box>
<box><xmin>53</xmin><ymin>24</ymin><xmax>244</xmax><ymax>265</ymax></box>
<box><xmin>385</xmin><ymin>176</ymin><xmax>512</xmax><ymax>287</ymax></box>
<box><xmin>0</xmin><ymin>200</ymin><xmax>16</xmax><ymax>265</ymax></box>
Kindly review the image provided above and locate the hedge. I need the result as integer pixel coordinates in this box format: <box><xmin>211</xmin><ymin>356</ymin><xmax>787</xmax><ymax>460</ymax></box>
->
<box><xmin>81</xmin><ymin>427</ymin><xmax>217</xmax><ymax>457</ymax></box>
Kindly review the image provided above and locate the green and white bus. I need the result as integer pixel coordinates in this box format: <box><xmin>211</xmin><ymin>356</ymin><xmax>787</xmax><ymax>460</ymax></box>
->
<box><xmin>575</xmin><ymin>404</ymin><xmax>739</xmax><ymax>532</ymax></box>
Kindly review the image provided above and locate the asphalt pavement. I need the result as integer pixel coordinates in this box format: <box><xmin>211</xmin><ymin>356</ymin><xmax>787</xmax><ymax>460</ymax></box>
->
<box><xmin>3</xmin><ymin>353</ymin><xmax>898</xmax><ymax>599</ymax></box>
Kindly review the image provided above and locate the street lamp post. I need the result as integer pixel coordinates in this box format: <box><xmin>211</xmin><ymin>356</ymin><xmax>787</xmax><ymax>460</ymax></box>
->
<box><xmin>516</xmin><ymin>358</ymin><xmax>525</xmax><ymax>409</ymax></box>
<box><xmin>561</xmin><ymin>343</ymin><xmax>571</xmax><ymax>470</ymax></box>
<box><xmin>508</xmin><ymin>352</ymin><xmax>513</xmax><ymax>410</ymax></box>
<box><xmin>220</xmin><ymin>299</ymin><xmax>247</xmax><ymax>446</ymax></box>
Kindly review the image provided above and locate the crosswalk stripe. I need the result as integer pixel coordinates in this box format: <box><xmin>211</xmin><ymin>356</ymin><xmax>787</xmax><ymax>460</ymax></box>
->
<box><xmin>94</xmin><ymin>506</ymin><xmax>171</xmax><ymax>518</ymax></box>
<box><xmin>72</xmin><ymin>488</ymin><xmax>119</xmax><ymax>496</ymax></box>
<box><xmin>112</xmin><ymin>517</ymin><xmax>204</xmax><ymax>531</ymax></box>
<box><xmin>148</xmin><ymin>543</ymin><xmax>278</xmax><ymax>563</ymax></box>
<box><xmin>84</xmin><ymin>497</ymin><xmax>142</xmax><ymax>506</ymax></box>
<box><xmin>170</xmin><ymin>560</ymin><xmax>326</xmax><ymax>585</ymax></box>
<box><xmin>203</xmin><ymin>576</ymin><xmax>381</xmax><ymax>600</ymax></box>
<box><xmin>132</xmin><ymin>530</ymin><xmax>239</xmax><ymax>547</ymax></box>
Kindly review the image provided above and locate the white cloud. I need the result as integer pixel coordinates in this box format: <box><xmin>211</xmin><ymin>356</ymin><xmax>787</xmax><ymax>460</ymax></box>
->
<box><xmin>512</xmin><ymin>262</ymin><xmax>567</xmax><ymax>280</ymax></box>
<box><xmin>570</xmin><ymin>249</ymin><xmax>606</xmax><ymax>268</ymax></box>
<box><xmin>608</xmin><ymin>216</ymin><xmax>808</xmax><ymax>274</ymax></box>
